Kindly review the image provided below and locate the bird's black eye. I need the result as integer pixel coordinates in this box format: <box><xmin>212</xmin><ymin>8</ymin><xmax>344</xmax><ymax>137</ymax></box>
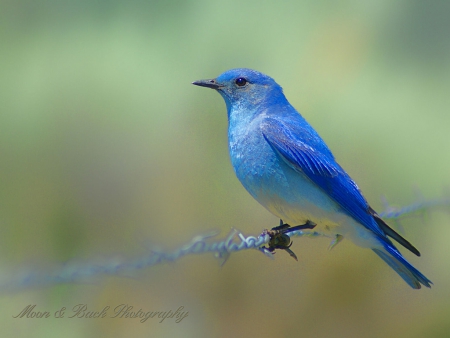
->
<box><xmin>235</xmin><ymin>77</ymin><xmax>247</xmax><ymax>87</ymax></box>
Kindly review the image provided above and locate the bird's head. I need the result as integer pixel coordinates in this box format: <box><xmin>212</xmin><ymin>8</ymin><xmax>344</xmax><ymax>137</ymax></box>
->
<box><xmin>193</xmin><ymin>68</ymin><xmax>286</xmax><ymax>114</ymax></box>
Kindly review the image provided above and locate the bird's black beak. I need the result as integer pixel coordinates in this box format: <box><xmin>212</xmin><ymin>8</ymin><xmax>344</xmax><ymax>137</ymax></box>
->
<box><xmin>192</xmin><ymin>78</ymin><xmax>223</xmax><ymax>90</ymax></box>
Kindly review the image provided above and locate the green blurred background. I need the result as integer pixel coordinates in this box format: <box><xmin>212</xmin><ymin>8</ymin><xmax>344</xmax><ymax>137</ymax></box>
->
<box><xmin>1</xmin><ymin>1</ymin><xmax>450</xmax><ymax>337</ymax></box>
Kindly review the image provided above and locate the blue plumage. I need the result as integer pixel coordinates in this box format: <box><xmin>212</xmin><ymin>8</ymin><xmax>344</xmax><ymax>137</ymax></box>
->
<box><xmin>193</xmin><ymin>68</ymin><xmax>432</xmax><ymax>289</ymax></box>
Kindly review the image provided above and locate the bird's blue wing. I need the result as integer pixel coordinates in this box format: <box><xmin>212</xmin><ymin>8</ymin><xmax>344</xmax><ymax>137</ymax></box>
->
<box><xmin>260</xmin><ymin>118</ymin><xmax>384</xmax><ymax>237</ymax></box>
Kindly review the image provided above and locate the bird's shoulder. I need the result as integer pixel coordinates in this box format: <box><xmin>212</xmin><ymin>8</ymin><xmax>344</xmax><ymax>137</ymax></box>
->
<box><xmin>258</xmin><ymin>109</ymin><xmax>334</xmax><ymax>160</ymax></box>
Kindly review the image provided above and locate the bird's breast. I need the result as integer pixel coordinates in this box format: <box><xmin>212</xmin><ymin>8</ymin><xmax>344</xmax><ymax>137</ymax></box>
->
<box><xmin>228</xmin><ymin>123</ymin><xmax>286</xmax><ymax>195</ymax></box>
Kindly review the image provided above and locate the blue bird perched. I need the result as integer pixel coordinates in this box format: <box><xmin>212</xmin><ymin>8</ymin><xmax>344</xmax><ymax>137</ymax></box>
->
<box><xmin>193</xmin><ymin>68</ymin><xmax>432</xmax><ymax>289</ymax></box>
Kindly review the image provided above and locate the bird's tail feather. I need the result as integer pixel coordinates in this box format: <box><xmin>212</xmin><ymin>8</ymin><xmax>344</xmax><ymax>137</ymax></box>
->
<box><xmin>372</xmin><ymin>245</ymin><xmax>432</xmax><ymax>289</ymax></box>
<box><xmin>371</xmin><ymin>210</ymin><xmax>420</xmax><ymax>256</ymax></box>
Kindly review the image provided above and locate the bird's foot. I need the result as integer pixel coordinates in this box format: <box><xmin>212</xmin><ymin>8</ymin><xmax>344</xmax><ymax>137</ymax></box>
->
<box><xmin>261</xmin><ymin>219</ymin><xmax>317</xmax><ymax>261</ymax></box>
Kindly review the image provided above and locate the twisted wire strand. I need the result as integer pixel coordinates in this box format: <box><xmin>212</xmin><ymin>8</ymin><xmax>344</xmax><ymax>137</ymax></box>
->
<box><xmin>379</xmin><ymin>197</ymin><xmax>449</xmax><ymax>219</ymax></box>
<box><xmin>1</xmin><ymin>195</ymin><xmax>449</xmax><ymax>292</ymax></box>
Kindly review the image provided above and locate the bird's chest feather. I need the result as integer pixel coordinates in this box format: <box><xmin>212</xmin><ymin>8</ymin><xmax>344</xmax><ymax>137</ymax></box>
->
<box><xmin>229</xmin><ymin>124</ymin><xmax>286</xmax><ymax>196</ymax></box>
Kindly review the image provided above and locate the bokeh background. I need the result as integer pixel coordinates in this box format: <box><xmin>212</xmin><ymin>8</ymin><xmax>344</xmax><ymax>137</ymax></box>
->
<box><xmin>1</xmin><ymin>1</ymin><xmax>450</xmax><ymax>337</ymax></box>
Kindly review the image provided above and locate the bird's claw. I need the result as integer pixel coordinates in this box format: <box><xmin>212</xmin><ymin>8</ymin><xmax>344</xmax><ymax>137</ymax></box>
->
<box><xmin>261</xmin><ymin>219</ymin><xmax>316</xmax><ymax>260</ymax></box>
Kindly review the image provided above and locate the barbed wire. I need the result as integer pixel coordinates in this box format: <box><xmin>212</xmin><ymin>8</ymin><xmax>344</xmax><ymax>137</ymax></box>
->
<box><xmin>1</xmin><ymin>195</ymin><xmax>449</xmax><ymax>292</ymax></box>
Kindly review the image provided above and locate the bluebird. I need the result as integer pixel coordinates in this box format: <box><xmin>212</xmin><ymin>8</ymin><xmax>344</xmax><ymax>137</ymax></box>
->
<box><xmin>193</xmin><ymin>68</ymin><xmax>432</xmax><ymax>289</ymax></box>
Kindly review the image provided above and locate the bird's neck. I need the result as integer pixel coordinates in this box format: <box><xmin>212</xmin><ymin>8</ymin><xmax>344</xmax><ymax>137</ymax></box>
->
<box><xmin>226</xmin><ymin>90</ymin><xmax>289</xmax><ymax>124</ymax></box>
